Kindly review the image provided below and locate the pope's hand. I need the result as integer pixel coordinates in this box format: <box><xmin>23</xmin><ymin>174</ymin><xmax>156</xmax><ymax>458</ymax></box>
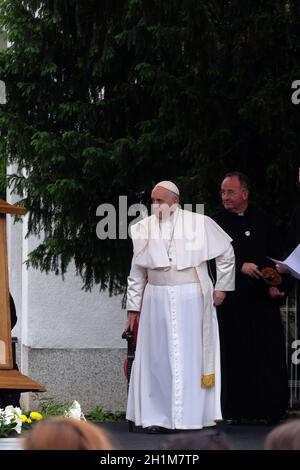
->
<box><xmin>213</xmin><ymin>291</ymin><xmax>226</xmax><ymax>306</ymax></box>
<box><xmin>125</xmin><ymin>311</ymin><xmax>140</xmax><ymax>331</ymax></box>
<box><xmin>241</xmin><ymin>262</ymin><xmax>262</xmax><ymax>279</ymax></box>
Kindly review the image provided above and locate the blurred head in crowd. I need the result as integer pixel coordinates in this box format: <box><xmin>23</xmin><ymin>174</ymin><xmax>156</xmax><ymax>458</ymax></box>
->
<box><xmin>265</xmin><ymin>419</ymin><xmax>300</xmax><ymax>450</ymax></box>
<box><xmin>23</xmin><ymin>417</ymin><xmax>114</xmax><ymax>450</ymax></box>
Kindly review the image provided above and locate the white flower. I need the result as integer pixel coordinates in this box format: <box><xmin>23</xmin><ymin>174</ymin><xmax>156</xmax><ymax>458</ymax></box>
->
<box><xmin>64</xmin><ymin>400</ymin><xmax>85</xmax><ymax>420</ymax></box>
<box><xmin>13</xmin><ymin>416</ymin><xmax>22</xmax><ymax>434</ymax></box>
<box><xmin>13</xmin><ymin>407</ymin><xmax>22</xmax><ymax>417</ymax></box>
<box><xmin>3</xmin><ymin>406</ymin><xmax>15</xmax><ymax>424</ymax></box>
<box><xmin>0</xmin><ymin>406</ymin><xmax>23</xmax><ymax>434</ymax></box>
<box><xmin>0</xmin><ymin>409</ymin><xmax>10</xmax><ymax>425</ymax></box>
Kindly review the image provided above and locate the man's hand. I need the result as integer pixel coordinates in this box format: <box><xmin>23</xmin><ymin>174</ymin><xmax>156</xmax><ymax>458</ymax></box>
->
<box><xmin>241</xmin><ymin>262</ymin><xmax>262</xmax><ymax>279</ymax></box>
<box><xmin>125</xmin><ymin>311</ymin><xmax>140</xmax><ymax>331</ymax></box>
<box><xmin>269</xmin><ymin>287</ymin><xmax>285</xmax><ymax>299</ymax></box>
<box><xmin>213</xmin><ymin>291</ymin><xmax>226</xmax><ymax>306</ymax></box>
<box><xmin>275</xmin><ymin>264</ymin><xmax>290</xmax><ymax>274</ymax></box>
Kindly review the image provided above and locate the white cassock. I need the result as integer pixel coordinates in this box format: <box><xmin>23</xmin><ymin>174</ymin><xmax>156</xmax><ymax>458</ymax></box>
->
<box><xmin>126</xmin><ymin>207</ymin><xmax>235</xmax><ymax>429</ymax></box>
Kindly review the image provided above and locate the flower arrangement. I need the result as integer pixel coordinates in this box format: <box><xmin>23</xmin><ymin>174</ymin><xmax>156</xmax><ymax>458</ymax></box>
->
<box><xmin>0</xmin><ymin>400</ymin><xmax>85</xmax><ymax>437</ymax></box>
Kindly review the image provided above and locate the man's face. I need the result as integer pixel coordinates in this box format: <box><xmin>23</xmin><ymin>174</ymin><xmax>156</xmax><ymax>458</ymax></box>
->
<box><xmin>220</xmin><ymin>176</ymin><xmax>248</xmax><ymax>213</ymax></box>
<box><xmin>151</xmin><ymin>187</ymin><xmax>178</xmax><ymax>219</ymax></box>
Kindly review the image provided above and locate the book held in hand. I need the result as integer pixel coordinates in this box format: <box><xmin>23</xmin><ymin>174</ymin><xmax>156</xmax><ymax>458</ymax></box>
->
<box><xmin>268</xmin><ymin>243</ymin><xmax>300</xmax><ymax>281</ymax></box>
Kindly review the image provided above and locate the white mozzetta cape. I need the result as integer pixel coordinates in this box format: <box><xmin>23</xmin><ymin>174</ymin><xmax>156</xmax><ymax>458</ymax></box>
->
<box><xmin>129</xmin><ymin>208</ymin><xmax>235</xmax><ymax>388</ymax></box>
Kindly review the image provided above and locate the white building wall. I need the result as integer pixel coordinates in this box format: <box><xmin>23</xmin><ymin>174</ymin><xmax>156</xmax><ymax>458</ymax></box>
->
<box><xmin>22</xmin><ymin>235</ymin><xmax>125</xmax><ymax>349</ymax></box>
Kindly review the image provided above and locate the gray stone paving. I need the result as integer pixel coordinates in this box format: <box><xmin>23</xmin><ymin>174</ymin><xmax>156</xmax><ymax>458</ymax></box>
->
<box><xmin>0</xmin><ymin>437</ymin><xmax>23</xmax><ymax>450</ymax></box>
<box><xmin>99</xmin><ymin>421</ymin><xmax>275</xmax><ymax>450</ymax></box>
<box><xmin>0</xmin><ymin>422</ymin><xmax>275</xmax><ymax>450</ymax></box>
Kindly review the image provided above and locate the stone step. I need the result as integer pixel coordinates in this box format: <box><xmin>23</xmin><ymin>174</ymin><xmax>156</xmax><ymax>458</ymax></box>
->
<box><xmin>0</xmin><ymin>437</ymin><xmax>24</xmax><ymax>450</ymax></box>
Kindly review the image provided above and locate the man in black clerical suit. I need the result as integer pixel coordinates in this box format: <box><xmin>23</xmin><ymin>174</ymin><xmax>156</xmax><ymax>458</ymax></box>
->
<box><xmin>213</xmin><ymin>172</ymin><xmax>288</xmax><ymax>424</ymax></box>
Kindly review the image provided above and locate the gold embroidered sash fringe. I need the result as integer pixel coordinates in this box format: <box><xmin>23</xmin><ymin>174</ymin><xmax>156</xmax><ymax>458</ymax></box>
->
<box><xmin>201</xmin><ymin>373</ymin><xmax>215</xmax><ymax>388</ymax></box>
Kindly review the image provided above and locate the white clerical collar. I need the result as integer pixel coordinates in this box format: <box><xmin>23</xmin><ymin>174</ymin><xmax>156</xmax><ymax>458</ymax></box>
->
<box><xmin>237</xmin><ymin>212</ymin><xmax>244</xmax><ymax>216</ymax></box>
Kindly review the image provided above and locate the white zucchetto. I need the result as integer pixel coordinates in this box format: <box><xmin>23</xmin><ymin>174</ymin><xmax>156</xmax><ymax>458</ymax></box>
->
<box><xmin>153</xmin><ymin>180</ymin><xmax>180</xmax><ymax>196</ymax></box>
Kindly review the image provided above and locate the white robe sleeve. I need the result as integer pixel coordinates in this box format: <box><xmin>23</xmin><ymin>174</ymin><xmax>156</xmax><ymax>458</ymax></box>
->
<box><xmin>126</xmin><ymin>256</ymin><xmax>147</xmax><ymax>311</ymax></box>
<box><xmin>204</xmin><ymin>216</ymin><xmax>233</xmax><ymax>259</ymax></box>
<box><xmin>214</xmin><ymin>244</ymin><xmax>235</xmax><ymax>291</ymax></box>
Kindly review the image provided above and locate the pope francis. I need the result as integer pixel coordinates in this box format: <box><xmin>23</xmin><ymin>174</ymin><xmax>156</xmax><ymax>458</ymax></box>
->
<box><xmin>125</xmin><ymin>181</ymin><xmax>235</xmax><ymax>432</ymax></box>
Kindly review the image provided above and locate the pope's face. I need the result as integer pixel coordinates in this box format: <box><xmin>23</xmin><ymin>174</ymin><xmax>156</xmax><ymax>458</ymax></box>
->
<box><xmin>220</xmin><ymin>176</ymin><xmax>248</xmax><ymax>213</ymax></box>
<box><xmin>151</xmin><ymin>187</ymin><xmax>178</xmax><ymax>219</ymax></box>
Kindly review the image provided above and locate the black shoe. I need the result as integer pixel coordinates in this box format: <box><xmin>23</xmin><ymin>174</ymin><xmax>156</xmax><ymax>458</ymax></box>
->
<box><xmin>144</xmin><ymin>426</ymin><xmax>167</xmax><ymax>434</ymax></box>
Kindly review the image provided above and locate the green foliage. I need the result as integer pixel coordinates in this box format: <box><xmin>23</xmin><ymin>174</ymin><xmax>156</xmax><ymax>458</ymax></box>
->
<box><xmin>0</xmin><ymin>414</ymin><xmax>18</xmax><ymax>437</ymax></box>
<box><xmin>85</xmin><ymin>406</ymin><xmax>125</xmax><ymax>423</ymax></box>
<box><xmin>37</xmin><ymin>396</ymin><xmax>71</xmax><ymax>418</ymax></box>
<box><xmin>0</xmin><ymin>155</ymin><xmax>6</xmax><ymax>199</ymax></box>
<box><xmin>201</xmin><ymin>0</ymin><xmax>300</xmax><ymax>222</ymax></box>
<box><xmin>37</xmin><ymin>396</ymin><xmax>125</xmax><ymax>422</ymax></box>
<box><xmin>0</xmin><ymin>0</ymin><xmax>298</xmax><ymax>291</ymax></box>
